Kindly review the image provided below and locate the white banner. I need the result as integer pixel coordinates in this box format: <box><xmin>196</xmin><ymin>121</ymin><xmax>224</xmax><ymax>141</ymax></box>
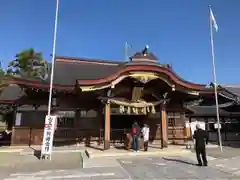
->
<box><xmin>40</xmin><ymin>115</ymin><xmax>57</xmax><ymax>160</ymax></box>
<box><xmin>214</xmin><ymin>123</ymin><xmax>221</xmax><ymax>129</ymax></box>
<box><xmin>15</xmin><ymin>113</ymin><xmax>22</xmax><ymax>126</ymax></box>
<box><xmin>190</xmin><ymin>121</ymin><xmax>205</xmax><ymax>136</ymax></box>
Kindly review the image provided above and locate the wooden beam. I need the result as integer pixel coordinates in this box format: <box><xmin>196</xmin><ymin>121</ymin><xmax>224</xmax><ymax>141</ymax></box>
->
<box><xmin>104</xmin><ymin>103</ymin><xmax>111</xmax><ymax>150</ymax></box>
<box><xmin>161</xmin><ymin>105</ymin><xmax>168</xmax><ymax>148</ymax></box>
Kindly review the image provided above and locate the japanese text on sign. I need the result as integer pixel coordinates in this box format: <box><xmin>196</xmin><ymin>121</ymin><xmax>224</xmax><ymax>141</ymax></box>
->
<box><xmin>41</xmin><ymin>115</ymin><xmax>57</xmax><ymax>160</ymax></box>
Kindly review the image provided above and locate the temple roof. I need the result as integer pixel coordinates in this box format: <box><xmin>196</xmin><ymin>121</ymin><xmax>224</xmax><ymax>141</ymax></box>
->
<box><xmin>187</xmin><ymin>106</ymin><xmax>231</xmax><ymax>116</ymax></box>
<box><xmin>219</xmin><ymin>84</ymin><xmax>240</xmax><ymax>98</ymax></box>
<box><xmin>187</xmin><ymin>85</ymin><xmax>240</xmax><ymax>116</ymax></box>
<box><xmin>52</xmin><ymin>57</ymin><xmax>124</xmax><ymax>85</ymax></box>
<box><xmin>1</xmin><ymin>54</ymin><xmax>208</xmax><ymax>91</ymax></box>
<box><xmin>0</xmin><ymin>85</ymin><xmax>25</xmax><ymax>103</ymax></box>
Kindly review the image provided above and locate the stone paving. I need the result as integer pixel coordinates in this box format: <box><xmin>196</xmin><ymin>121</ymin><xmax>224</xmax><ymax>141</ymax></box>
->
<box><xmin>1</xmin><ymin>154</ymin><xmax>240</xmax><ymax>179</ymax></box>
<box><xmin>118</xmin><ymin>156</ymin><xmax>239</xmax><ymax>179</ymax></box>
<box><xmin>206</xmin><ymin>146</ymin><xmax>240</xmax><ymax>158</ymax></box>
<box><xmin>0</xmin><ymin>152</ymin><xmax>83</xmax><ymax>179</ymax></box>
<box><xmin>0</xmin><ymin>145</ymin><xmax>239</xmax><ymax>179</ymax></box>
<box><xmin>209</xmin><ymin>156</ymin><xmax>240</xmax><ymax>176</ymax></box>
<box><xmin>2</xmin><ymin>167</ymin><xmax>128</xmax><ymax>180</ymax></box>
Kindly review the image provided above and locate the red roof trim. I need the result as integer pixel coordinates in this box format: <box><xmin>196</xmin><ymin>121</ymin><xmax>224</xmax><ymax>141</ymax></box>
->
<box><xmin>77</xmin><ymin>65</ymin><xmax>205</xmax><ymax>90</ymax></box>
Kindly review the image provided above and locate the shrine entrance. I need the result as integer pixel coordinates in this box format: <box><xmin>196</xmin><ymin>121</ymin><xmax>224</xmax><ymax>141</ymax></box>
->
<box><xmin>110</xmin><ymin>114</ymin><xmax>145</xmax><ymax>145</ymax></box>
<box><xmin>110</xmin><ymin>115</ymin><xmax>145</xmax><ymax>130</ymax></box>
<box><xmin>99</xmin><ymin>75</ymin><xmax>171</xmax><ymax>150</ymax></box>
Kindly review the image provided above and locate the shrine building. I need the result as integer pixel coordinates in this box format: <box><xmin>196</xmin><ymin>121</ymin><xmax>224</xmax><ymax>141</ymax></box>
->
<box><xmin>0</xmin><ymin>46</ymin><xmax>239</xmax><ymax>149</ymax></box>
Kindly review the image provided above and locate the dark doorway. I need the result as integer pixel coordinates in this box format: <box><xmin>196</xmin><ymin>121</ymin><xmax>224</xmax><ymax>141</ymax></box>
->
<box><xmin>111</xmin><ymin>115</ymin><xmax>145</xmax><ymax>129</ymax></box>
<box><xmin>109</xmin><ymin>115</ymin><xmax>145</xmax><ymax>144</ymax></box>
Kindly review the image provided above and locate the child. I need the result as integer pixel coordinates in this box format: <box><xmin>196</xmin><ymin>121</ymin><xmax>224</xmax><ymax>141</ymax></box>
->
<box><xmin>141</xmin><ymin>124</ymin><xmax>149</xmax><ymax>151</ymax></box>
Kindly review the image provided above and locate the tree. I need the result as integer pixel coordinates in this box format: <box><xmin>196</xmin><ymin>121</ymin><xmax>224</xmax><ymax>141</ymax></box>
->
<box><xmin>0</xmin><ymin>61</ymin><xmax>5</xmax><ymax>83</ymax></box>
<box><xmin>6</xmin><ymin>48</ymin><xmax>49</xmax><ymax>80</ymax></box>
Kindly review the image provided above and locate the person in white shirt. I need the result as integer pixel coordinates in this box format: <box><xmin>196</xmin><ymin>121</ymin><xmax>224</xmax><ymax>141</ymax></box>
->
<box><xmin>141</xmin><ymin>124</ymin><xmax>150</xmax><ymax>151</ymax></box>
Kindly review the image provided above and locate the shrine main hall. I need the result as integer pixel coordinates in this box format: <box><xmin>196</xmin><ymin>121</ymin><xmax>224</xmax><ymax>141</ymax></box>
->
<box><xmin>0</xmin><ymin>46</ymin><xmax>240</xmax><ymax>149</ymax></box>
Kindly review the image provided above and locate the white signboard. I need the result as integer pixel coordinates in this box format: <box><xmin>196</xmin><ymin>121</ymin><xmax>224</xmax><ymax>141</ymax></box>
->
<box><xmin>190</xmin><ymin>121</ymin><xmax>197</xmax><ymax>135</ymax></box>
<box><xmin>190</xmin><ymin>121</ymin><xmax>205</xmax><ymax>136</ymax></box>
<box><xmin>15</xmin><ymin>113</ymin><xmax>22</xmax><ymax>126</ymax></box>
<box><xmin>40</xmin><ymin>115</ymin><xmax>57</xmax><ymax>160</ymax></box>
<box><xmin>199</xmin><ymin>121</ymin><xmax>206</xmax><ymax>131</ymax></box>
<box><xmin>214</xmin><ymin>123</ymin><xmax>222</xmax><ymax>129</ymax></box>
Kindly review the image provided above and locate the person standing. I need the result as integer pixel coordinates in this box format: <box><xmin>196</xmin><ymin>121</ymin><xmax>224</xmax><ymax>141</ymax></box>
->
<box><xmin>132</xmin><ymin>121</ymin><xmax>140</xmax><ymax>152</ymax></box>
<box><xmin>193</xmin><ymin>124</ymin><xmax>209</xmax><ymax>166</ymax></box>
<box><xmin>141</xmin><ymin>124</ymin><xmax>150</xmax><ymax>151</ymax></box>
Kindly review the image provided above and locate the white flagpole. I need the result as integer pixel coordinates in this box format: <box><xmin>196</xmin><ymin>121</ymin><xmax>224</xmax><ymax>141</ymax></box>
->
<box><xmin>40</xmin><ymin>0</ymin><xmax>59</xmax><ymax>160</ymax></box>
<box><xmin>209</xmin><ymin>6</ymin><xmax>223</xmax><ymax>152</ymax></box>
<box><xmin>47</xmin><ymin>0</ymin><xmax>59</xmax><ymax>116</ymax></box>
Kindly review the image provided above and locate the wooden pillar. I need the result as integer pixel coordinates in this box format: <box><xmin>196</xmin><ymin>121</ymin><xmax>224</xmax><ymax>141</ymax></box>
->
<box><xmin>185</xmin><ymin>119</ymin><xmax>191</xmax><ymax>140</ymax></box>
<box><xmin>161</xmin><ymin>105</ymin><xmax>168</xmax><ymax>148</ymax></box>
<box><xmin>11</xmin><ymin>110</ymin><xmax>18</xmax><ymax>145</ymax></box>
<box><xmin>104</xmin><ymin>103</ymin><xmax>111</xmax><ymax>150</ymax></box>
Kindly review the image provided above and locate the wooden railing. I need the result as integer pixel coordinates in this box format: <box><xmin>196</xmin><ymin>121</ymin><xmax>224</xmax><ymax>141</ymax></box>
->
<box><xmin>11</xmin><ymin>127</ymin><xmax>132</xmax><ymax>146</ymax></box>
<box><xmin>11</xmin><ymin>127</ymin><xmax>43</xmax><ymax>146</ymax></box>
<box><xmin>168</xmin><ymin>126</ymin><xmax>186</xmax><ymax>144</ymax></box>
<box><xmin>9</xmin><ymin>126</ymin><xmax>240</xmax><ymax>146</ymax></box>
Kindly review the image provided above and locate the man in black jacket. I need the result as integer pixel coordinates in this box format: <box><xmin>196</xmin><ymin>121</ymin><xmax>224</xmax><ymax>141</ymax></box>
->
<box><xmin>193</xmin><ymin>124</ymin><xmax>209</xmax><ymax>166</ymax></box>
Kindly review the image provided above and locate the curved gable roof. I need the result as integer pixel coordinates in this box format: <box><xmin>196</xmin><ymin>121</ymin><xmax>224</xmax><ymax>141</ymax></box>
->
<box><xmin>57</xmin><ymin>56</ymin><xmax>206</xmax><ymax>90</ymax></box>
<box><xmin>2</xmin><ymin>55</ymin><xmax>208</xmax><ymax>91</ymax></box>
<box><xmin>77</xmin><ymin>63</ymin><xmax>206</xmax><ymax>90</ymax></box>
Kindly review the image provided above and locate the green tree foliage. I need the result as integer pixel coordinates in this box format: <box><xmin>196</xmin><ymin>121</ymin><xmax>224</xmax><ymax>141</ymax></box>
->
<box><xmin>0</xmin><ymin>61</ymin><xmax>5</xmax><ymax>83</ymax></box>
<box><xmin>6</xmin><ymin>48</ymin><xmax>49</xmax><ymax>80</ymax></box>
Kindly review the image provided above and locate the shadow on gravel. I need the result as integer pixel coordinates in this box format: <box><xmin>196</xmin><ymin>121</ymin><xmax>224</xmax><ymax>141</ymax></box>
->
<box><xmin>33</xmin><ymin>150</ymin><xmax>41</xmax><ymax>160</ymax></box>
<box><xmin>163</xmin><ymin>157</ymin><xmax>196</xmax><ymax>166</ymax></box>
<box><xmin>29</xmin><ymin>146</ymin><xmax>41</xmax><ymax>160</ymax></box>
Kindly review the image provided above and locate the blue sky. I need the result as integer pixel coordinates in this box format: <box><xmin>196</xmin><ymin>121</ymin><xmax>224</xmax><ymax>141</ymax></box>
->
<box><xmin>0</xmin><ymin>0</ymin><xmax>239</xmax><ymax>84</ymax></box>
